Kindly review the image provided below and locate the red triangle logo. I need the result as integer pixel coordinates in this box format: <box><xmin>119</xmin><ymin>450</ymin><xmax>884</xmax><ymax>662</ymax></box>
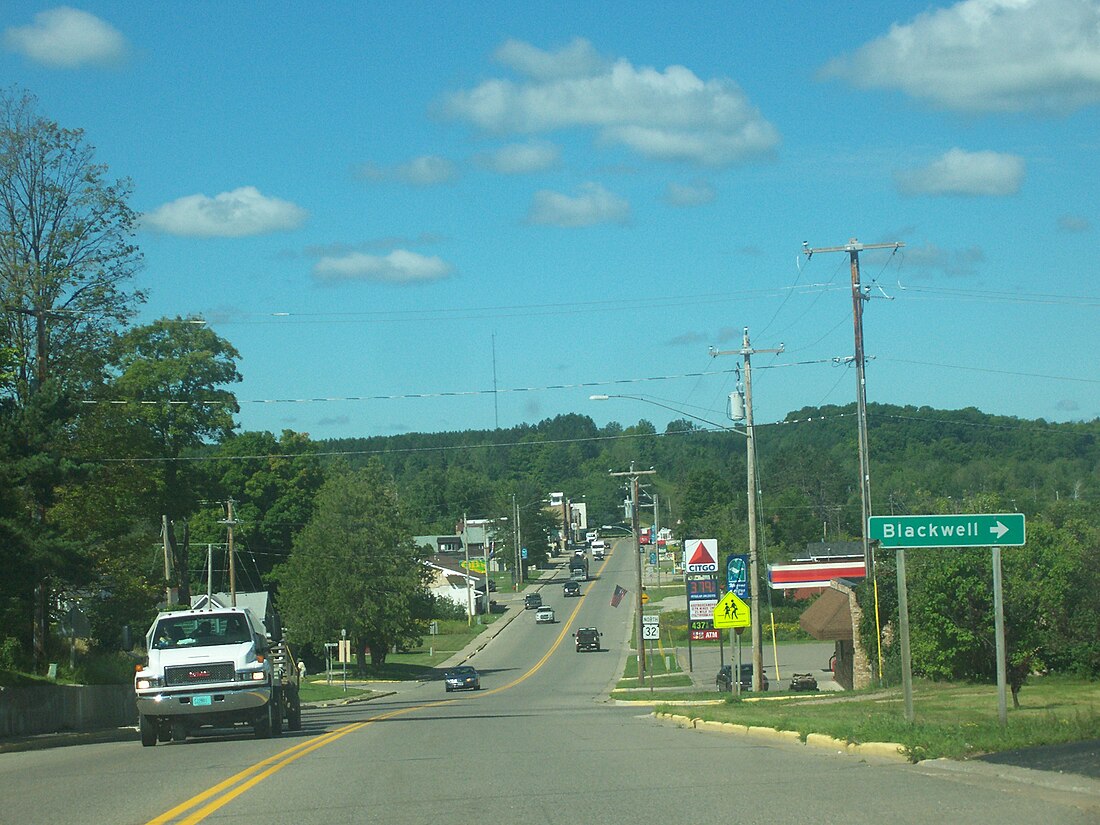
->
<box><xmin>688</xmin><ymin>541</ymin><xmax>715</xmax><ymax>567</ymax></box>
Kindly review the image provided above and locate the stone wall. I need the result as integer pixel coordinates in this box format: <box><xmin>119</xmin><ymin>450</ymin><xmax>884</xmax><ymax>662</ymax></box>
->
<box><xmin>0</xmin><ymin>684</ymin><xmax>135</xmax><ymax>738</ymax></box>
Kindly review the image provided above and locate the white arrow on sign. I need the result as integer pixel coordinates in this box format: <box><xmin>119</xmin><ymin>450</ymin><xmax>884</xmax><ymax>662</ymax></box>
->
<box><xmin>990</xmin><ymin>520</ymin><xmax>1009</xmax><ymax>540</ymax></box>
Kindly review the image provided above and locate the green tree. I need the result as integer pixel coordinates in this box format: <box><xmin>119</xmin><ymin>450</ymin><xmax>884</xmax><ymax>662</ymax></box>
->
<box><xmin>197</xmin><ymin>430</ymin><xmax>325</xmax><ymax>588</ymax></box>
<box><xmin>0</xmin><ymin>88</ymin><xmax>144</xmax><ymax>403</ymax></box>
<box><xmin>85</xmin><ymin>317</ymin><xmax>240</xmax><ymax>603</ymax></box>
<box><xmin>274</xmin><ymin>461</ymin><xmax>430</xmax><ymax>667</ymax></box>
<box><xmin>0</xmin><ymin>88</ymin><xmax>144</xmax><ymax>668</ymax></box>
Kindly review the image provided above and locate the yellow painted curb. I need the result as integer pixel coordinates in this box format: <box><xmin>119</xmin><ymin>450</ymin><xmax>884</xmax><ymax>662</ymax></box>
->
<box><xmin>806</xmin><ymin>733</ymin><xmax>848</xmax><ymax>751</ymax></box>
<box><xmin>653</xmin><ymin>712</ymin><xmax>910</xmax><ymax>763</ymax></box>
<box><xmin>848</xmin><ymin>741</ymin><xmax>908</xmax><ymax>761</ymax></box>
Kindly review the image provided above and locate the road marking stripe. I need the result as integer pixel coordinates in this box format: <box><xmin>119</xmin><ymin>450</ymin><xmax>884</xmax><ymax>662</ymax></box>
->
<box><xmin>147</xmin><ymin>549</ymin><xmax>617</xmax><ymax>824</ymax></box>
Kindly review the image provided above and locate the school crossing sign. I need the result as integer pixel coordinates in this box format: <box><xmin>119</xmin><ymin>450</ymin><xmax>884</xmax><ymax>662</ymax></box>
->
<box><xmin>868</xmin><ymin>513</ymin><xmax>1026</xmax><ymax>549</ymax></box>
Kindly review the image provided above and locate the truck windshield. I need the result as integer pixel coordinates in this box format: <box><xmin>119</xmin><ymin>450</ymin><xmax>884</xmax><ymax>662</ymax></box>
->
<box><xmin>152</xmin><ymin>614</ymin><xmax>253</xmax><ymax>649</ymax></box>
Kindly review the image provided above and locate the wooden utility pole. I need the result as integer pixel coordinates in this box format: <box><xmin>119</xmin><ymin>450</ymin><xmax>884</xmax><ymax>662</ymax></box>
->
<box><xmin>219</xmin><ymin>500</ymin><xmax>238</xmax><ymax>607</ymax></box>
<box><xmin>610</xmin><ymin>462</ymin><xmax>656</xmax><ymax>686</ymax></box>
<box><xmin>803</xmin><ymin>239</ymin><xmax>903</xmax><ymax>574</ymax></box>
<box><xmin>711</xmin><ymin>328</ymin><xmax>783</xmax><ymax>692</ymax></box>
<box><xmin>161</xmin><ymin>515</ymin><xmax>179</xmax><ymax>606</ymax></box>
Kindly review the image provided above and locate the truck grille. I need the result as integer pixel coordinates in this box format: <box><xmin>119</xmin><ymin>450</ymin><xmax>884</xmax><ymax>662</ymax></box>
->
<box><xmin>164</xmin><ymin>662</ymin><xmax>235</xmax><ymax>686</ymax></box>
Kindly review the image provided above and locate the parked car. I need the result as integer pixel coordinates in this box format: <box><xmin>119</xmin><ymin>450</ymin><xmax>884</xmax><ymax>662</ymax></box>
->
<box><xmin>535</xmin><ymin>606</ymin><xmax>556</xmax><ymax>624</ymax></box>
<box><xmin>789</xmin><ymin>672</ymin><xmax>819</xmax><ymax>692</ymax></box>
<box><xmin>444</xmin><ymin>665</ymin><xmax>481</xmax><ymax>692</ymax></box>
<box><xmin>524</xmin><ymin>593</ymin><xmax>542</xmax><ymax>610</ymax></box>
<box><xmin>573</xmin><ymin>627</ymin><xmax>601</xmax><ymax>652</ymax></box>
<box><xmin>563</xmin><ymin>581</ymin><xmax>581</xmax><ymax>597</ymax></box>
<box><xmin>716</xmin><ymin>664</ymin><xmax>768</xmax><ymax>692</ymax></box>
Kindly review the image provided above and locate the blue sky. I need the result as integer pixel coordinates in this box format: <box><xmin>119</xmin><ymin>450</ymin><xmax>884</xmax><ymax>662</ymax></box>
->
<box><xmin>3</xmin><ymin>1</ymin><xmax>1098</xmax><ymax>439</ymax></box>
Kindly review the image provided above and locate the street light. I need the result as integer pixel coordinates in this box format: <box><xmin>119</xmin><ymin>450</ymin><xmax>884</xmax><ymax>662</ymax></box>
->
<box><xmin>591</xmin><ymin>390</ymin><xmax>764</xmax><ymax>692</ymax></box>
<box><xmin>588</xmin><ymin>394</ymin><xmax>733</xmax><ymax>431</ymax></box>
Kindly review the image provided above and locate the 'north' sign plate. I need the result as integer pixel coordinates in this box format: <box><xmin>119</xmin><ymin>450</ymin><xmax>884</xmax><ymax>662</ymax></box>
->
<box><xmin>868</xmin><ymin>513</ymin><xmax>1026</xmax><ymax>548</ymax></box>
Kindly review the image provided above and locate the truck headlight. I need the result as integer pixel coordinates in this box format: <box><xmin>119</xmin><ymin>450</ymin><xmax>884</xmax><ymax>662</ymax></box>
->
<box><xmin>135</xmin><ymin>676</ymin><xmax>162</xmax><ymax>690</ymax></box>
<box><xmin>238</xmin><ymin>669</ymin><xmax>268</xmax><ymax>682</ymax></box>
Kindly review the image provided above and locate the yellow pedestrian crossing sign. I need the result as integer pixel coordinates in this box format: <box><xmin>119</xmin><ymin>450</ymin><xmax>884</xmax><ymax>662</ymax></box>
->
<box><xmin>713</xmin><ymin>591</ymin><xmax>750</xmax><ymax>629</ymax></box>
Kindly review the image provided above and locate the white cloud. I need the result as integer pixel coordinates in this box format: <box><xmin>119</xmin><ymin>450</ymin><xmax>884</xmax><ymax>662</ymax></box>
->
<box><xmin>444</xmin><ymin>40</ymin><xmax>779</xmax><ymax>167</ymax></box>
<box><xmin>820</xmin><ymin>0</ymin><xmax>1100</xmax><ymax>114</ymax></box>
<box><xmin>494</xmin><ymin>37</ymin><xmax>608</xmax><ymax>80</ymax></box>
<box><xmin>895</xmin><ymin>148</ymin><xmax>1025</xmax><ymax>196</ymax></box>
<box><xmin>664</xmin><ymin>179</ymin><xmax>716</xmax><ymax>207</ymax></box>
<box><xmin>526</xmin><ymin>183</ymin><xmax>630</xmax><ymax>227</ymax></box>
<box><xmin>143</xmin><ymin>187</ymin><xmax>307</xmax><ymax>237</ymax></box>
<box><xmin>357</xmin><ymin>155</ymin><xmax>457</xmax><ymax>186</ymax></box>
<box><xmin>313</xmin><ymin>250</ymin><xmax>453</xmax><ymax>283</ymax></box>
<box><xmin>479</xmin><ymin>141</ymin><xmax>560</xmax><ymax>174</ymax></box>
<box><xmin>3</xmin><ymin>7</ymin><xmax>127</xmax><ymax>68</ymax></box>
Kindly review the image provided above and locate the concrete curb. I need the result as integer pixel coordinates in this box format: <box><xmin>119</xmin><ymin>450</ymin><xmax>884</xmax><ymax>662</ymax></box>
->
<box><xmin>652</xmin><ymin>711</ymin><xmax>909</xmax><ymax>763</ymax></box>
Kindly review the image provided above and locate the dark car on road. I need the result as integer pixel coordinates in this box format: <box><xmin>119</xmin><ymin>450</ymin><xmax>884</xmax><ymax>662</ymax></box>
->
<box><xmin>444</xmin><ymin>665</ymin><xmax>481</xmax><ymax>692</ymax></box>
<box><xmin>563</xmin><ymin>581</ymin><xmax>581</xmax><ymax>597</ymax></box>
<box><xmin>524</xmin><ymin>593</ymin><xmax>542</xmax><ymax>610</ymax></box>
<box><xmin>716</xmin><ymin>664</ymin><xmax>768</xmax><ymax>692</ymax></box>
<box><xmin>573</xmin><ymin>627</ymin><xmax>601</xmax><ymax>652</ymax></box>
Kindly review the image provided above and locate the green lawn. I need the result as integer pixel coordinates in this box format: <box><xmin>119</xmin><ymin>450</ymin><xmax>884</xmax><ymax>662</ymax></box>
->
<box><xmin>653</xmin><ymin>675</ymin><xmax>1100</xmax><ymax>761</ymax></box>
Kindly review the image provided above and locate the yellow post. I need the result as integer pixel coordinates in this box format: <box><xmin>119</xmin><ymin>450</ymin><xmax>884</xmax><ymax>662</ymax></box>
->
<box><xmin>769</xmin><ymin>613</ymin><xmax>781</xmax><ymax>680</ymax></box>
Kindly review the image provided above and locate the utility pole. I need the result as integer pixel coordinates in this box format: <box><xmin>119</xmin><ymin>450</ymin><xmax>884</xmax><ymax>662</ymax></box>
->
<box><xmin>711</xmin><ymin>327</ymin><xmax>783</xmax><ymax>692</ymax></box>
<box><xmin>219</xmin><ymin>500</ymin><xmax>237</xmax><ymax>607</ymax></box>
<box><xmin>610</xmin><ymin>462</ymin><xmax>656</xmax><ymax>687</ymax></box>
<box><xmin>512</xmin><ymin>493</ymin><xmax>519</xmax><ymax>591</ymax></box>
<box><xmin>463</xmin><ymin>513</ymin><xmax>472</xmax><ymax>626</ymax></box>
<box><xmin>803</xmin><ymin>239</ymin><xmax>903</xmax><ymax>574</ymax></box>
<box><xmin>161</xmin><ymin>515</ymin><xmax>179</xmax><ymax>606</ymax></box>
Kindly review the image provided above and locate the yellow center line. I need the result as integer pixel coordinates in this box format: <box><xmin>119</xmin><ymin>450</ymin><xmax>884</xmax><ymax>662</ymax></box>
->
<box><xmin>148</xmin><ymin>547</ymin><xmax>618</xmax><ymax>824</ymax></box>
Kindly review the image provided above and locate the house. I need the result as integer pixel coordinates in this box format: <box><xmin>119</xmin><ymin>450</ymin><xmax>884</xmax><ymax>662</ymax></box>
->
<box><xmin>414</xmin><ymin>535</ymin><xmax>463</xmax><ymax>555</ymax></box>
<box><xmin>425</xmin><ymin>556</ymin><xmax>486</xmax><ymax>617</ymax></box>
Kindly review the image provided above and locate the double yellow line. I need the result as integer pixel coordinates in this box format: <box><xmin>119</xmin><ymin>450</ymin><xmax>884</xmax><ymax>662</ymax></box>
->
<box><xmin>148</xmin><ymin>551</ymin><xmax>612</xmax><ymax>824</ymax></box>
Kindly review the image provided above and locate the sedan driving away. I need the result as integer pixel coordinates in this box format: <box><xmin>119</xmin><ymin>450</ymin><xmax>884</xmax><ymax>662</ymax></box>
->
<box><xmin>443</xmin><ymin>665</ymin><xmax>481</xmax><ymax>692</ymax></box>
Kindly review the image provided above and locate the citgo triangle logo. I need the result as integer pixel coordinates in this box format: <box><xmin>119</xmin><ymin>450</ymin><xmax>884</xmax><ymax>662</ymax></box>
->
<box><xmin>686</xmin><ymin>539</ymin><xmax>719</xmax><ymax>572</ymax></box>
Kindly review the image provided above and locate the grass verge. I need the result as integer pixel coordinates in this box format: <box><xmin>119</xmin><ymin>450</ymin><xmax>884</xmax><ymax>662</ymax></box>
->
<box><xmin>654</xmin><ymin>675</ymin><xmax>1100</xmax><ymax>761</ymax></box>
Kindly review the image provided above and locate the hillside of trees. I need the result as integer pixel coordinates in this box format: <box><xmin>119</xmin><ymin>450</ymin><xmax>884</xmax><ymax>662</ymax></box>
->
<box><xmin>2</xmin><ymin>88</ymin><xmax>1096</xmax><ymax>687</ymax></box>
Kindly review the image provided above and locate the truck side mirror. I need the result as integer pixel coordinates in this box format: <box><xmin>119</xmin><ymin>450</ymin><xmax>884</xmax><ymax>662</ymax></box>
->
<box><xmin>269</xmin><ymin>613</ymin><xmax>283</xmax><ymax>642</ymax></box>
<box><xmin>120</xmin><ymin>625</ymin><xmax>133</xmax><ymax>651</ymax></box>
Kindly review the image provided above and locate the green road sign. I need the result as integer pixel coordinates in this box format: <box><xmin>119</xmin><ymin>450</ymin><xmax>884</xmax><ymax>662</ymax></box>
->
<box><xmin>868</xmin><ymin>513</ymin><xmax>1026</xmax><ymax>548</ymax></box>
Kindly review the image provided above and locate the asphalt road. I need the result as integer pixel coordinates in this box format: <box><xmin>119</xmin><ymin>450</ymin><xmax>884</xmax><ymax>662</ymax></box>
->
<box><xmin>1</xmin><ymin>542</ymin><xmax>1098</xmax><ymax>824</ymax></box>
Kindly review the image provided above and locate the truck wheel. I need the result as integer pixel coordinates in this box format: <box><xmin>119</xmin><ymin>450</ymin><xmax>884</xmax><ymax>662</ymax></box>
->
<box><xmin>286</xmin><ymin>687</ymin><xmax>302</xmax><ymax>731</ymax></box>
<box><xmin>253</xmin><ymin>704</ymin><xmax>273</xmax><ymax>739</ymax></box>
<box><xmin>171</xmin><ymin>720</ymin><xmax>187</xmax><ymax>742</ymax></box>
<box><xmin>139</xmin><ymin>714</ymin><xmax>157</xmax><ymax>747</ymax></box>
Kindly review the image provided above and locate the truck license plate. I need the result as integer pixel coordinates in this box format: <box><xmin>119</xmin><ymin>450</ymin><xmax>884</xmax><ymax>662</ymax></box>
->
<box><xmin>192</xmin><ymin>695</ymin><xmax>213</xmax><ymax>707</ymax></box>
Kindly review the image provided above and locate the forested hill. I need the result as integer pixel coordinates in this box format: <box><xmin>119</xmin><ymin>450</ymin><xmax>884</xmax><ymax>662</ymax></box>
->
<box><xmin>316</xmin><ymin>403</ymin><xmax>1100</xmax><ymax>560</ymax></box>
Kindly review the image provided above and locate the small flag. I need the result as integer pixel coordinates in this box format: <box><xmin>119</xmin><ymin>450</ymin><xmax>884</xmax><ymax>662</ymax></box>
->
<box><xmin>611</xmin><ymin>585</ymin><xmax>627</xmax><ymax>607</ymax></box>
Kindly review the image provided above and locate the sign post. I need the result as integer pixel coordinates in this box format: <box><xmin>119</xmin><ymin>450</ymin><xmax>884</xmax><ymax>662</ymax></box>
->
<box><xmin>868</xmin><ymin>513</ymin><xmax>1025</xmax><ymax>724</ymax></box>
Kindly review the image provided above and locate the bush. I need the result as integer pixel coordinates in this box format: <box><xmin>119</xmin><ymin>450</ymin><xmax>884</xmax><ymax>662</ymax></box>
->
<box><xmin>0</xmin><ymin>637</ymin><xmax>22</xmax><ymax>671</ymax></box>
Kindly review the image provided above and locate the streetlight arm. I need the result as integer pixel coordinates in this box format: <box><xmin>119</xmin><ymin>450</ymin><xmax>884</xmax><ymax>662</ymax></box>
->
<box><xmin>589</xmin><ymin>394</ymin><xmax>743</xmax><ymax>435</ymax></box>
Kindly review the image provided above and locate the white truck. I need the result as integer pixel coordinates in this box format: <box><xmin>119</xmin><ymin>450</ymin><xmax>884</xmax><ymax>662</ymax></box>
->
<box><xmin>590</xmin><ymin>539</ymin><xmax>607</xmax><ymax>560</ymax></box>
<box><xmin>133</xmin><ymin>606</ymin><xmax>302</xmax><ymax>746</ymax></box>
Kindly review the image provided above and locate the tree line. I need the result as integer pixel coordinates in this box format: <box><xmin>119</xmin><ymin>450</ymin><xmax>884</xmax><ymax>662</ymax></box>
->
<box><xmin>2</xmin><ymin>89</ymin><xmax>1096</xmax><ymax>684</ymax></box>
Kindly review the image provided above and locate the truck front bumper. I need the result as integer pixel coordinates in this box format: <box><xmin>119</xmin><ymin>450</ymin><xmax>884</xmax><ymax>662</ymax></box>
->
<box><xmin>136</xmin><ymin>685</ymin><xmax>272</xmax><ymax>718</ymax></box>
